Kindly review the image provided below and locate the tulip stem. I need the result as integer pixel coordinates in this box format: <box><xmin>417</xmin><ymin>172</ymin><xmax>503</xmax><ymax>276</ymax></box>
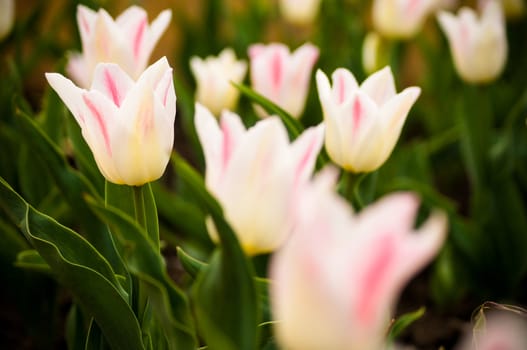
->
<box><xmin>133</xmin><ymin>185</ymin><xmax>146</xmax><ymax>230</ymax></box>
<box><xmin>340</xmin><ymin>171</ymin><xmax>367</xmax><ymax>211</ymax></box>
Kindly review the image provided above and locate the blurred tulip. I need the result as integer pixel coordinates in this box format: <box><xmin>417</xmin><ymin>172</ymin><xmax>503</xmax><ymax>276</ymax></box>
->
<box><xmin>248</xmin><ymin>42</ymin><xmax>319</xmax><ymax>119</ymax></box>
<box><xmin>0</xmin><ymin>0</ymin><xmax>14</xmax><ymax>41</ymax></box>
<box><xmin>270</xmin><ymin>170</ymin><xmax>448</xmax><ymax>350</ymax></box>
<box><xmin>316</xmin><ymin>66</ymin><xmax>420</xmax><ymax>173</ymax></box>
<box><xmin>46</xmin><ymin>57</ymin><xmax>176</xmax><ymax>186</ymax></box>
<box><xmin>278</xmin><ymin>0</ymin><xmax>322</xmax><ymax>25</ymax></box>
<box><xmin>480</xmin><ymin>0</ymin><xmax>525</xmax><ymax>19</ymax></box>
<box><xmin>362</xmin><ymin>32</ymin><xmax>390</xmax><ymax>75</ymax></box>
<box><xmin>194</xmin><ymin>104</ymin><xmax>324</xmax><ymax>255</ymax></box>
<box><xmin>456</xmin><ymin>309</ymin><xmax>527</xmax><ymax>350</ymax></box>
<box><xmin>437</xmin><ymin>0</ymin><xmax>508</xmax><ymax>84</ymax></box>
<box><xmin>67</xmin><ymin>5</ymin><xmax>171</xmax><ymax>88</ymax></box>
<box><xmin>372</xmin><ymin>0</ymin><xmax>437</xmax><ymax>39</ymax></box>
<box><xmin>190</xmin><ymin>48</ymin><xmax>247</xmax><ymax>116</ymax></box>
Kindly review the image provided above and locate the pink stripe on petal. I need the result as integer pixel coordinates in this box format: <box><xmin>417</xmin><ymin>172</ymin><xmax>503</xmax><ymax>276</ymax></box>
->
<box><xmin>104</xmin><ymin>69</ymin><xmax>121</xmax><ymax>107</ymax></box>
<box><xmin>271</xmin><ymin>51</ymin><xmax>283</xmax><ymax>89</ymax></box>
<box><xmin>352</xmin><ymin>97</ymin><xmax>363</xmax><ymax>132</ymax></box>
<box><xmin>355</xmin><ymin>234</ymin><xmax>395</xmax><ymax>326</ymax></box>
<box><xmin>82</xmin><ymin>95</ymin><xmax>112</xmax><ymax>156</ymax></box>
<box><xmin>221</xmin><ymin>118</ymin><xmax>233</xmax><ymax>169</ymax></box>
<box><xmin>294</xmin><ymin>136</ymin><xmax>318</xmax><ymax>186</ymax></box>
<box><xmin>133</xmin><ymin>18</ymin><xmax>147</xmax><ymax>59</ymax></box>
<box><xmin>337</xmin><ymin>73</ymin><xmax>347</xmax><ymax>104</ymax></box>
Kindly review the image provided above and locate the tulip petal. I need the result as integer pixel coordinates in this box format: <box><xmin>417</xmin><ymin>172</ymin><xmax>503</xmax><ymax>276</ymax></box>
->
<box><xmin>91</xmin><ymin>63</ymin><xmax>134</xmax><ymax>107</ymax></box>
<box><xmin>45</xmin><ymin>73</ymin><xmax>86</xmax><ymax>126</ymax></box>
<box><xmin>66</xmin><ymin>53</ymin><xmax>90</xmax><ymax>89</ymax></box>
<box><xmin>76</xmin><ymin>5</ymin><xmax>97</xmax><ymax>44</ymax></box>
<box><xmin>359</xmin><ymin>66</ymin><xmax>396</xmax><ymax>106</ymax></box>
<box><xmin>290</xmin><ymin>123</ymin><xmax>325</xmax><ymax>184</ymax></box>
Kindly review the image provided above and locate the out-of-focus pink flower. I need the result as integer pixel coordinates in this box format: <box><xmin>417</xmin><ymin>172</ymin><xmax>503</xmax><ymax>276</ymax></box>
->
<box><xmin>456</xmin><ymin>308</ymin><xmax>527</xmax><ymax>350</ymax></box>
<box><xmin>316</xmin><ymin>66</ymin><xmax>420</xmax><ymax>173</ymax></box>
<box><xmin>190</xmin><ymin>48</ymin><xmax>247</xmax><ymax>116</ymax></box>
<box><xmin>278</xmin><ymin>0</ymin><xmax>323</xmax><ymax>25</ymax></box>
<box><xmin>67</xmin><ymin>5</ymin><xmax>171</xmax><ymax>88</ymax></box>
<box><xmin>248</xmin><ymin>42</ymin><xmax>319</xmax><ymax>119</ymax></box>
<box><xmin>194</xmin><ymin>104</ymin><xmax>324</xmax><ymax>255</ymax></box>
<box><xmin>46</xmin><ymin>57</ymin><xmax>176</xmax><ymax>186</ymax></box>
<box><xmin>437</xmin><ymin>0</ymin><xmax>508</xmax><ymax>84</ymax></box>
<box><xmin>372</xmin><ymin>0</ymin><xmax>437</xmax><ymax>39</ymax></box>
<box><xmin>270</xmin><ymin>170</ymin><xmax>448</xmax><ymax>350</ymax></box>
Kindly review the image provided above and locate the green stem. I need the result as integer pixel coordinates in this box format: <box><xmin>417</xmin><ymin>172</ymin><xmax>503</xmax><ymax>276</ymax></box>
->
<box><xmin>133</xmin><ymin>186</ymin><xmax>146</xmax><ymax>230</ymax></box>
<box><xmin>340</xmin><ymin>171</ymin><xmax>367</xmax><ymax>211</ymax></box>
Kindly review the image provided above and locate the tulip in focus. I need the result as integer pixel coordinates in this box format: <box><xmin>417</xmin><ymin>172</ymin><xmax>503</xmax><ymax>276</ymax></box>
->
<box><xmin>278</xmin><ymin>0</ymin><xmax>322</xmax><ymax>25</ymax></box>
<box><xmin>437</xmin><ymin>0</ymin><xmax>508</xmax><ymax>84</ymax></box>
<box><xmin>248</xmin><ymin>42</ymin><xmax>319</xmax><ymax>119</ymax></box>
<box><xmin>194</xmin><ymin>104</ymin><xmax>324</xmax><ymax>255</ymax></box>
<box><xmin>270</xmin><ymin>169</ymin><xmax>447</xmax><ymax>350</ymax></box>
<box><xmin>190</xmin><ymin>48</ymin><xmax>247</xmax><ymax>116</ymax></box>
<box><xmin>0</xmin><ymin>0</ymin><xmax>14</xmax><ymax>41</ymax></box>
<box><xmin>316</xmin><ymin>66</ymin><xmax>421</xmax><ymax>173</ymax></box>
<box><xmin>67</xmin><ymin>5</ymin><xmax>172</xmax><ymax>88</ymax></box>
<box><xmin>46</xmin><ymin>57</ymin><xmax>176</xmax><ymax>186</ymax></box>
<box><xmin>372</xmin><ymin>0</ymin><xmax>437</xmax><ymax>39</ymax></box>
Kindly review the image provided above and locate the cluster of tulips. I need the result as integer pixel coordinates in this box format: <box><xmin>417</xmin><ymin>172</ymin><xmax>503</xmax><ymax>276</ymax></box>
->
<box><xmin>1</xmin><ymin>0</ymin><xmax>527</xmax><ymax>349</ymax></box>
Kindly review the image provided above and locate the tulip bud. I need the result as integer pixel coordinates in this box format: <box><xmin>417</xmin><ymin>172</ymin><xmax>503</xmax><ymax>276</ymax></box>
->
<box><xmin>372</xmin><ymin>0</ymin><xmax>437</xmax><ymax>39</ymax></box>
<box><xmin>0</xmin><ymin>0</ymin><xmax>14</xmax><ymax>41</ymax></box>
<box><xmin>270</xmin><ymin>171</ymin><xmax>448</xmax><ymax>350</ymax></box>
<box><xmin>67</xmin><ymin>5</ymin><xmax>172</xmax><ymax>88</ymax></box>
<box><xmin>316</xmin><ymin>66</ymin><xmax>420</xmax><ymax>173</ymax></box>
<box><xmin>437</xmin><ymin>0</ymin><xmax>508</xmax><ymax>84</ymax></box>
<box><xmin>362</xmin><ymin>32</ymin><xmax>390</xmax><ymax>75</ymax></box>
<box><xmin>194</xmin><ymin>104</ymin><xmax>324</xmax><ymax>255</ymax></box>
<box><xmin>190</xmin><ymin>48</ymin><xmax>247</xmax><ymax>116</ymax></box>
<box><xmin>46</xmin><ymin>57</ymin><xmax>176</xmax><ymax>186</ymax></box>
<box><xmin>248</xmin><ymin>42</ymin><xmax>319</xmax><ymax>119</ymax></box>
<box><xmin>278</xmin><ymin>0</ymin><xmax>322</xmax><ymax>25</ymax></box>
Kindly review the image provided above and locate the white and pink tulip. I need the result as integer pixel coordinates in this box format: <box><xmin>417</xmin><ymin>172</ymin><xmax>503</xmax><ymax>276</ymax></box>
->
<box><xmin>437</xmin><ymin>0</ymin><xmax>508</xmax><ymax>84</ymax></box>
<box><xmin>316</xmin><ymin>66</ymin><xmax>420</xmax><ymax>173</ymax></box>
<box><xmin>67</xmin><ymin>5</ymin><xmax>172</xmax><ymax>88</ymax></box>
<box><xmin>278</xmin><ymin>0</ymin><xmax>323</xmax><ymax>25</ymax></box>
<box><xmin>194</xmin><ymin>104</ymin><xmax>324</xmax><ymax>255</ymax></box>
<box><xmin>46</xmin><ymin>57</ymin><xmax>176</xmax><ymax>186</ymax></box>
<box><xmin>248</xmin><ymin>42</ymin><xmax>319</xmax><ymax>119</ymax></box>
<box><xmin>190</xmin><ymin>48</ymin><xmax>247</xmax><ymax>116</ymax></box>
<box><xmin>372</xmin><ymin>0</ymin><xmax>437</xmax><ymax>39</ymax></box>
<box><xmin>270</xmin><ymin>169</ymin><xmax>448</xmax><ymax>350</ymax></box>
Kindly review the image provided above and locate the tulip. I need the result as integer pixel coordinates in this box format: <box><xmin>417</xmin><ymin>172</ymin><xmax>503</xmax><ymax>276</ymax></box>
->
<box><xmin>362</xmin><ymin>32</ymin><xmax>390</xmax><ymax>75</ymax></box>
<box><xmin>372</xmin><ymin>0</ymin><xmax>437</xmax><ymax>39</ymax></box>
<box><xmin>0</xmin><ymin>0</ymin><xmax>14</xmax><ymax>41</ymax></box>
<box><xmin>67</xmin><ymin>5</ymin><xmax>172</xmax><ymax>88</ymax></box>
<box><xmin>194</xmin><ymin>104</ymin><xmax>324</xmax><ymax>255</ymax></box>
<box><xmin>270</xmin><ymin>170</ymin><xmax>448</xmax><ymax>350</ymax></box>
<box><xmin>437</xmin><ymin>0</ymin><xmax>508</xmax><ymax>84</ymax></box>
<box><xmin>316</xmin><ymin>66</ymin><xmax>420</xmax><ymax>173</ymax></box>
<box><xmin>46</xmin><ymin>57</ymin><xmax>176</xmax><ymax>186</ymax></box>
<box><xmin>190</xmin><ymin>48</ymin><xmax>247</xmax><ymax>116</ymax></box>
<box><xmin>278</xmin><ymin>0</ymin><xmax>322</xmax><ymax>25</ymax></box>
<box><xmin>248</xmin><ymin>42</ymin><xmax>319</xmax><ymax>119</ymax></box>
<box><xmin>456</xmin><ymin>310</ymin><xmax>527</xmax><ymax>350</ymax></box>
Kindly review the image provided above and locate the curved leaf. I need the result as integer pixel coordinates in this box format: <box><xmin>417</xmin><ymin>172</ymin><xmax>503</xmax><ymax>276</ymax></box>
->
<box><xmin>0</xmin><ymin>177</ymin><xmax>144</xmax><ymax>350</ymax></box>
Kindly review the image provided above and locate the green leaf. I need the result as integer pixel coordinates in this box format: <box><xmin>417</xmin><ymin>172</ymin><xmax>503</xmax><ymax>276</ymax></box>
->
<box><xmin>177</xmin><ymin>247</ymin><xmax>207</xmax><ymax>280</ymax></box>
<box><xmin>85</xmin><ymin>318</ymin><xmax>111</xmax><ymax>350</ymax></box>
<box><xmin>172</xmin><ymin>154</ymin><xmax>260</xmax><ymax>350</ymax></box>
<box><xmin>0</xmin><ymin>177</ymin><xmax>144</xmax><ymax>350</ymax></box>
<box><xmin>85</xmin><ymin>195</ymin><xmax>197</xmax><ymax>350</ymax></box>
<box><xmin>15</xmin><ymin>249</ymin><xmax>51</xmax><ymax>273</ymax></box>
<box><xmin>387</xmin><ymin>307</ymin><xmax>426</xmax><ymax>342</ymax></box>
<box><xmin>14</xmin><ymin>108</ymin><xmax>127</xmax><ymax>279</ymax></box>
<box><xmin>66</xmin><ymin>304</ymin><xmax>88</xmax><ymax>350</ymax></box>
<box><xmin>233</xmin><ymin>82</ymin><xmax>303</xmax><ymax>139</ymax></box>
